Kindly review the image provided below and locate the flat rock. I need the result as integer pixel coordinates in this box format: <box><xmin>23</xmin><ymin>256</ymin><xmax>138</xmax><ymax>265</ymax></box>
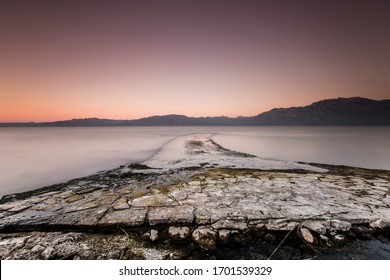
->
<box><xmin>130</xmin><ymin>193</ymin><xmax>177</xmax><ymax>207</ymax></box>
<box><xmin>148</xmin><ymin>205</ymin><xmax>194</xmax><ymax>225</ymax></box>
<box><xmin>211</xmin><ymin>219</ymin><xmax>248</xmax><ymax>230</ymax></box>
<box><xmin>99</xmin><ymin>208</ymin><xmax>147</xmax><ymax>226</ymax></box>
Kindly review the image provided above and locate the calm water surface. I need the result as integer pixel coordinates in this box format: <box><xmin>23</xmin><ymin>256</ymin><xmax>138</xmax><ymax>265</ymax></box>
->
<box><xmin>0</xmin><ymin>126</ymin><xmax>389</xmax><ymax>197</ymax></box>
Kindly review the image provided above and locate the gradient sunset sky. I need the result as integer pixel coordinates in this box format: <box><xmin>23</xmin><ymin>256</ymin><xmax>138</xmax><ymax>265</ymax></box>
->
<box><xmin>1</xmin><ymin>0</ymin><xmax>389</xmax><ymax>122</ymax></box>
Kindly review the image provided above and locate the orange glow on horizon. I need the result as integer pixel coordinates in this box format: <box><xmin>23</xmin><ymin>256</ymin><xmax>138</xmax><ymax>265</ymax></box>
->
<box><xmin>1</xmin><ymin>1</ymin><xmax>389</xmax><ymax>122</ymax></box>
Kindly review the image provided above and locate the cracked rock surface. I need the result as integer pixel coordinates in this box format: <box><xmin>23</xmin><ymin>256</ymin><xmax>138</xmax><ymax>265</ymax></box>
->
<box><xmin>0</xmin><ymin>135</ymin><xmax>389</xmax><ymax>259</ymax></box>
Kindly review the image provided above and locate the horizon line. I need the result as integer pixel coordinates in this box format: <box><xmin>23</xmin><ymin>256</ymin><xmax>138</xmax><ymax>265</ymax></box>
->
<box><xmin>0</xmin><ymin>96</ymin><xmax>387</xmax><ymax>123</ymax></box>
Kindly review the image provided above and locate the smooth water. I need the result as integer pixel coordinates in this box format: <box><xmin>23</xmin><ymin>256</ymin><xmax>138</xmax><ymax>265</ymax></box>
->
<box><xmin>213</xmin><ymin>126</ymin><xmax>390</xmax><ymax>170</ymax></box>
<box><xmin>0</xmin><ymin>126</ymin><xmax>389</xmax><ymax>197</ymax></box>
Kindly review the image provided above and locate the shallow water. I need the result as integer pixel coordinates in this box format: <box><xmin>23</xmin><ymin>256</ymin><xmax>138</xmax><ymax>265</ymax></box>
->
<box><xmin>212</xmin><ymin>238</ymin><xmax>390</xmax><ymax>260</ymax></box>
<box><xmin>0</xmin><ymin>126</ymin><xmax>389</xmax><ymax>197</ymax></box>
<box><xmin>213</xmin><ymin>126</ymin><xmax>390</xmax><ymax>170</ymax></box>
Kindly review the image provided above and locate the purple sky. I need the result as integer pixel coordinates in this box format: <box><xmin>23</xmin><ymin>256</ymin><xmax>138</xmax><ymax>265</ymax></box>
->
<box><xmin>1</xmin><ymin>0</ymin><xmax>389</xmax><ymax>121</ymax></box>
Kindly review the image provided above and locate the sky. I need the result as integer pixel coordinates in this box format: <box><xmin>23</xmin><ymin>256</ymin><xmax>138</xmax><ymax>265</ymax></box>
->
<box><xmin>1</xmin><ymin>0</ymin><xmax>389</xmax><ymax>122</ymax></box>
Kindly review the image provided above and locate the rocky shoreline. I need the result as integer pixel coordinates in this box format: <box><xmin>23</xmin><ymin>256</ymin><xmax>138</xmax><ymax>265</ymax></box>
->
<box><xmin>1</xmin><ymin>135</ymin><xmax>389</xmax><ymax>259</ymax></box>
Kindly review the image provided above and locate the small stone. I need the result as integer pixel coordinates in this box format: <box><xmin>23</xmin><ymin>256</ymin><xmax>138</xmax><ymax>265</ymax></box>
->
<box><xmin>192</xmin><ymin>228</ymin><xmax>218</xmax><ymax>250</ymax></box>
<box><xmin>168</xmin><ymin>227</ymin><xmax>191</xmax><ymax>241</ymax></box>
<box><xmin>331</xmin><ymin>234</ymin><xmax>346</xmax><ymax>245</ymax></box>
<box><xmin>112</xmin><ymin>200</ymin><xmax>130</xmax><ymax>210</ymax></box>
<box><xmin>218</xmin><ymin>229</ymin><xmax>231</xmax><ymax>244</ymax></box>
<box><xmin>233</xmin><ymin>233</ymin><xmax>250</xmax><ymax>244</ymax></box>
<box><xmin>42</xmin><ymin>246</ymin><xmax>54</xmax><ymax>260</ymax></box>
<box><xmin>141</xmin><ymin>232</ymin><xmax>150</xmax><ymax>241</ymax></box>
<box><xmin>150</xmin><ymin>230</ymin><xmax>159</xmax><ymax>242</ymax></box>
<box><xmin>299</xmin><ymin>227</ymin><xmax>315</xmax><ymax>244</ymax></box>
<box><xmin>319</xmin><ymin>234</ymin><xmax>334</xmax><ymax>247</ymax></box>
<box><xmin>264</xmin><ymin>233</ymin><xmax>277</xmax><ymax>243</ymax></box>
<box><xmin>218</xmin><ymin>229</ymin><xmax>239</xmax><ymax>244</ymax></box>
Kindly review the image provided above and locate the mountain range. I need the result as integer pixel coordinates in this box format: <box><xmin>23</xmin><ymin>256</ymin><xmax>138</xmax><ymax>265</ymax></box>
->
<box><xmin>1</xmin><ymin>97</ymin><xmax>390</xmax><ymax>126</ymax></box>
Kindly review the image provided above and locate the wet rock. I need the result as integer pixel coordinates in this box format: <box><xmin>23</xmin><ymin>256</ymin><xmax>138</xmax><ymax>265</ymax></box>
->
<box><xmin>141</xmin><ymin>231</ymin><xmax>150</xmax><ymax>241</ymax></box>
<box><xmin>264</xmin><ymin>233</ymin><xmax>277</xmax><ymax>243</ymax></box>
<box><xmin>331</xmin><ymin>233</ymin><xmax>346</xmax><ymax>245</ymax></box>
<box><xmin>319</xmin><ymin>234</ymin><xmax>334</xmax><ymax>247</ymax></box>
<box><xmin>234</xmin><ymin>233</ymin><xmax>251</xmax><ymax>243</ymax></box>
<box><xmin>168</xmin><ymin>226</ymin><xmax>191</xmax><ymax>241</ymax></box>
<box><xmin>352</xmin><ymin>226</ymin><xmax>377</xmax><ymax>239</ymax></box>
<box><xmin>192</xmin><ymin>228</ymin><xmax>218</xmax><ymax>250</ymax></box>
<box><xmin>299</xmin><ymin>227</ymin><xmax>316</xmax><ymax>244</ymax></box>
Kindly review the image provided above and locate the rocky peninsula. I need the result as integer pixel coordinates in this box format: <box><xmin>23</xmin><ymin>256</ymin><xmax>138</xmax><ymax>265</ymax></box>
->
<box><xmin>0</xmin><ymin>135</ymin><xmax>389</xmax><ymax>259</ymax></box>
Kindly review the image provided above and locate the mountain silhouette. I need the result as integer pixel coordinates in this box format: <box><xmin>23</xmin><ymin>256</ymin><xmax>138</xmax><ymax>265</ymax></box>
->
<box><xmin>1</xmin><ymin>97</ymin><xmax>389</xmax><ymax>126</ymax></box>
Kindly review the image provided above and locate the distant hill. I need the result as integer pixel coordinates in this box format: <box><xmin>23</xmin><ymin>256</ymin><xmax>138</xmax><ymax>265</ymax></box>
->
<box><xmin>1</xmin><ymin>97</ymin><xmax>390</xmax><ymax>126</ymax></box>
<box><xmin>239</xmin><ymin>97</ymin><xmax>390</xmax><ymax>125</ymax></box>
<box><xmin>0</xmin><ymin>118</ymin><xmax>128</xmax><ymax>127</ymax></box>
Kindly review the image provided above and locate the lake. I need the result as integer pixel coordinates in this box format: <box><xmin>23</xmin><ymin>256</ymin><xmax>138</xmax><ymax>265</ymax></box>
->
<box><xmin>0</xmin><ymin>126</ymin><xmax>389</xmax><ymax>197</ymax></box>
